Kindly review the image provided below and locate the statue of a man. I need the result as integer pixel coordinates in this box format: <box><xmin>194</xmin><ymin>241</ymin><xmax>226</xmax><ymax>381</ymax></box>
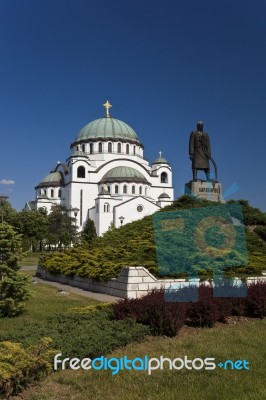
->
<box><xmin>189</xmin><ymin>121</ymin><xmax>212</xmax><ymax>181</ymax></box>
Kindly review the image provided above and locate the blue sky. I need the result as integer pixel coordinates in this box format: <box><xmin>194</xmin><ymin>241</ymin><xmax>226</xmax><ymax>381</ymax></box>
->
<box><xmin>0</xmin><ymin>0</ymin><xmax>265</xmax><ymax>211</ymax></box>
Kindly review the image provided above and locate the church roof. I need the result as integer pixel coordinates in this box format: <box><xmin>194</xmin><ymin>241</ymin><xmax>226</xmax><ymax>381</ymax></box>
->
<box><xmin>101</xmin><ymin>166</ymin><xmax>148</xmax><ymax>183</ymax></box>
<box><xmin>75</xmin><ymin>118</ymin><xmax>140</xmax><ymax>143</ymax></box>
<box><xmin>158</xmin><ymin>192</ymin><xmax>170</xmax><ymax>199</ymax></box>
<box><xmin>36</xmin><ymin>171</ymin><xmax>64</xmax><ymax>188</ymax></box>
<box><xmin>152</xmin><ymin>152</ymin><xmax>169</xmax><ymax>165</ymax></box>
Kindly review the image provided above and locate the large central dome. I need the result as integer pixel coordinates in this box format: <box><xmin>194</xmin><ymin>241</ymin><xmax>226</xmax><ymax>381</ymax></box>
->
<box><xmin>101</xmin><ymin>166</ymin><xmax>148</xmax><ymax>183</ymax></box>
<box><xmin>75</xmin><ymin>118</ymin><xmax>140</xmax><ymax>142</ymax></box>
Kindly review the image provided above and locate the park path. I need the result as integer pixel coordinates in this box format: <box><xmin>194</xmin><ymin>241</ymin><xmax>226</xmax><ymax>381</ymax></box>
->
<box><xmin>21</xmin><ymin>266</ymin><xmax>122</xmax><ymax>303</ymax></box>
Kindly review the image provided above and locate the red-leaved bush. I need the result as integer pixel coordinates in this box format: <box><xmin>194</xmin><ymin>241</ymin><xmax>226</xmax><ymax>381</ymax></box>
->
<box><xmin>246</xmin><ymin>281</ymin><xmax>266</xmax><ymax>319</ymax></box>
<box><xmin>113</xmin><ymin>289</ymin><xmax>187</xmax><ymax>337</ymax></box>
<box><xmin>112</xmin><ymin>282</ymin><xmax>266</xmax><ymax>336</ymax></box>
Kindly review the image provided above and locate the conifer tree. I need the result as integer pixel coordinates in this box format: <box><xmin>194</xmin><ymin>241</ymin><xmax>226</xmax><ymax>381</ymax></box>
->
<box><xmin>0</xmin><ymin>223</ymin><xmax>30</xmax><ymax>317</ymax></box>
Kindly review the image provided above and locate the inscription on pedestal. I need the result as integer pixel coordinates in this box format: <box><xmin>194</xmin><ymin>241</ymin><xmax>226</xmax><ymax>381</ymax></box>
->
<box><xmin>185</xmin><ymin>180</ymin><xmax>224</xmax><ymax>203</ymax></box>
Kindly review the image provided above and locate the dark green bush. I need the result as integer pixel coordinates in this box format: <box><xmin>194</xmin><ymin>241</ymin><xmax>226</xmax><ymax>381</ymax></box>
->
<box><xmin>48</xmin><ymin>311</ymin><xmax>149</xmax><ymax>359</ymax></box>
<box><xmin>0</xmin><ymin>310</ymin><xmax>149</xmax><ymax>360</ymax></box>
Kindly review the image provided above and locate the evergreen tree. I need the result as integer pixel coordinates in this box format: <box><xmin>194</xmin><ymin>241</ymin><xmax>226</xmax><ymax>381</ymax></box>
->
<box><xmin>0</xmin><ymin>223</ymin><xmax>30</xmax><ymax>317</ymax></box>
<box><xmin>0</xmin><ymin>200</ymin><xmax>17</xmax><ymax>226</ymax></box>
<box><xmin>80</xmin><ymin>218</ymin><xmax>97</xmax><ymax>249</ymax></box>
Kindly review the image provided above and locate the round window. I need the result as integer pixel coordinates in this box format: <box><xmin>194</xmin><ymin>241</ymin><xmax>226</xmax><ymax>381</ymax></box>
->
<box><xmin>137</xmin><ymin>205</ymin><xmax>143</xmax><ymax>212</ymax></box>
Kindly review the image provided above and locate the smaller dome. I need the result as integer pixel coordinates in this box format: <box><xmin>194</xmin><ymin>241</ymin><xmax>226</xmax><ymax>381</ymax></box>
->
<box><xmin>158</xmin><ymin>192</ymin><xmax>170</xmax><ymax>199</ymax></box>
<box><xmin>152</xmin><ymin>152</ymin><xmax>169</xmax><ymax>165</ymax></box>
<box><xmin>101</xmin><ymin>166</ymin><xmax>148</xmax><ymax>184</ymax></box>
<box><xmin>36</xmin><ymin>170</ymin><xmax>64</xmax><ymax>188</ymax></box>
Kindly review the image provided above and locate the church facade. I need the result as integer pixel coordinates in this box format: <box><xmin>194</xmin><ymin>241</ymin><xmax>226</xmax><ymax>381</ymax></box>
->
<box><xmin>26</xmin><ymin>102</ymin><xmax>174</xmax><ymax>236</ymax></box>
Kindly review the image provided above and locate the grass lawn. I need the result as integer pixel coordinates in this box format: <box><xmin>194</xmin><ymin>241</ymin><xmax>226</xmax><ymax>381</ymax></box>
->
<box><xmin>10</xmin><ymin>318</ymin><xmax>266</xmax><ymax>400</ymax></box>
<box><xmin>3</xmin><ymin>271</ymin><xmax>265</xmax><ymax>400</ymax></box>
<box><xmin>0</xmin><ymin>271</ymin><xmax>99</xmax><ymax>340</ymax></box>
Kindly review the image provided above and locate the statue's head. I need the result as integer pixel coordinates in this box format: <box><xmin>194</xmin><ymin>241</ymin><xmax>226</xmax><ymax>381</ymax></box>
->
<box><xmin>197</xmin><ymin>121</ymin><xmax>203</xmax><ymax>132</ymax></box>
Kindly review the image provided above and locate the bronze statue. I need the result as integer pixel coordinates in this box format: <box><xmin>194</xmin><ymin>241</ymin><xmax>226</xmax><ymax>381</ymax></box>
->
<box><xmin>189</xmin><ymin>121</ymin><xmax>217</xmax><ymax>181</ymax></box>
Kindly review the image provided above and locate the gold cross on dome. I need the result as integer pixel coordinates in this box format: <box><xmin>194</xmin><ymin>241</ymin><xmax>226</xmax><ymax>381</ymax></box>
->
<box><xmin>103</xmin><ymin>100</ymin><xmax>112</xmax><ymax>118</ymax></box>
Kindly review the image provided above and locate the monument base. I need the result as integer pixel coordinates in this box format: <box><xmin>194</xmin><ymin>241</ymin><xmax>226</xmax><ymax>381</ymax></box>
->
<box><xmin>185</xmin><ymin>180</ymin><xmax>225</xmax><ymax>203</ymax></box>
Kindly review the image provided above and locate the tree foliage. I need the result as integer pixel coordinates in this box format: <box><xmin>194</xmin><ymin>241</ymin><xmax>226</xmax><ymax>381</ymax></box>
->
<box><xmin>15</xmin><ymin>208</ymin><xmax>48</xmax><ymax>251</ymax></box>
<box><xmin>0</xmin><ymin>201</ymin><xmax>18</xmax><ymax>227</ymax></box>
<box><xmin>80</xmin><ymin>218</ymin><xmax>97</xmax><ymax>248</ymax></box>
<box><xmin>0</xmin><ymin>223</ymin><xmax>30</xmax><ymax>317</ymax></box>
<box><xmin>46</xmin><ymin>205</ymin><xmax>77</xmax><ymax>249</ymax></box>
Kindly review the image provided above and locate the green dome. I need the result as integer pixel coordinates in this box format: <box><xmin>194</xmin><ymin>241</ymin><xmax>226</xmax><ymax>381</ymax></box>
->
<box><xmin>36</xmin><ymin>171</ymin><xmax>63</xmax><ymax>188</ymax></box>
<box><xmin>158</xmin><ymin>192</ymin><xmax>170</xmax><ymax>199</ymax></box>
<box><xmin>75</xmin><ymin>118</ymin><xmax>140</xmax><ymax>142</ymax></box>
<box><xmin>152</xmin><ymin>154</ymin><xmax>169</xmax><ymax>165</ymax></box>
<box><xmin>101</xmin><ymin>166</ymin><xmax>148</xmax><ymax>183</ymax></box>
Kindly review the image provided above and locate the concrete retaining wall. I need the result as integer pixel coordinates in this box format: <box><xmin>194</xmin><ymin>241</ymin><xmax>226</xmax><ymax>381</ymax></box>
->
<box><xmin>36</xmin><ymin>266</ymin><xmax>266</xmax><ymax>299</ymax></box>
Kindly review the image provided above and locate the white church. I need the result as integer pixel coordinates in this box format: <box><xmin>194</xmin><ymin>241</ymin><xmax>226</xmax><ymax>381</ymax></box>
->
<box><xmin>26</xmin><ymin>101</ymin><xmax>174</xmax><ymax>236</ymax></box>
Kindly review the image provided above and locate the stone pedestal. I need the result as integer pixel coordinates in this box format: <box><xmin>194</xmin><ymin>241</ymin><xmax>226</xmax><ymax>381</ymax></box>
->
<box><xmin>185</xmin><ymin>180</ymin><xmax>225</xmax><ymax>203</ymax></box>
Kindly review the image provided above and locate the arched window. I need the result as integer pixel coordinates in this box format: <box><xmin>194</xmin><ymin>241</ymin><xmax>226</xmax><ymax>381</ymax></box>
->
<box><xmin>51</xmin><ymin>189</ymin><xmax>54</xmax><ymax>198</ymax></box>
<box><xmin>123</xmin><ymin>185</ymin><xmax>127</xmax><ymax>194</ymax></box>
<box><xmin>107</xmin><ymin>186</ymin><xmax>110</xmax><ymax>193</ymax></box>
<box><xmin>115</xmin><ymin>185</ymin><xmax>119</xmax><ymax>194</ymax></box>
<box><xmin>139</xmin><ymin>186</ymin><xmax>142</xmax><ymax>195</ymax></box>
<box><xmin>145</xmin><ymin>186</ymin><xmax>147</xmax><ymax>195</ymax></box>
<box><xmin>77</xmin><ymin>166</ymin><xmax>85</xmax><ymax>178</ymax></box>
<box><xmin>117</xmin><ymin>143</ymin><xmax>122</xmax><ymax>153</ymax></box>
<box><xmin>104</xmin><ymin>203</ymin><xmax>110</xmax><ymax>212</ymax></box>
<box><xmin>132</xmin><ymin>185</ymin><xmax>135</xmax><ymax>194</ymax></box>
<box><xmin>108</xmin><ymin>142</ymin><xmax>112</xmax><ymax>153</ymax></box>
<box><xmin>161</xmin><ymin>172</ymin><xmax>168</xmax><ymax>183</ymax></box>
<box><xmin>44</xmin><ymin>189</ymin><xmax>46</xmax><ymax>195</ymax></box>
<box><xmin>126</xmin><ymin>144</ymin><xmax>129</xmax><ymax>154</ymax></box>
<box><xmin>90</xmin><ymin>143</ymin><xmax>94</xmax><ymax>154</ymax></box>
<box><xmin>98</xmin><ymin>142</ymin><xmax>103</xmax><ymax>153</ymax></box>
<box><xmin>58</xmin><ymin>189</ymin><xmax>61</xmax><ymax>198</ymax></box>
<box><xmin>133</xmin><ymin>145</ymin><xmax>136</xmax><ymax>155</ymax></box>
<box><xmin>82</xmin><ymin>144</ymin><xmax>85</xmax><ymax>152</ymax></box>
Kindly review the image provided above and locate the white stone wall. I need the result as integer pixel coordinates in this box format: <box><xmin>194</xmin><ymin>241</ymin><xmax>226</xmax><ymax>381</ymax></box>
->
<box><xmin>37</xmin><ymin>265</ymin><xmax>266</xmax><ymax>300</ymax></box>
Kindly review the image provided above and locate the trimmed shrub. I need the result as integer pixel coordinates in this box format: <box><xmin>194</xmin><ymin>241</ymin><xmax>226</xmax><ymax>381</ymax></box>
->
<box><xmin>147</xmin><ymin>302</ymin><xmax>186</xmax><ymax>337</ymax></box>
<box><xmin>0</xmin><ymin>311</ymin><xmax>149</xmax><ymax>361</ymax></box>
<box><xmin>113</xmin><ymin>289</ymin><xmax>187</xmax><ymax>337</ymax></box>
<box><xmin>68</xmin><ymin>303</ymin><xmax>112</xmax><ymax>314</ymax></box>
<box><xmin>230</xmin><ymin>297</ymin><xmax>247</xmax><ymax>316</ymax></box>
<box><xmin>187</xmin><ymin>286</ymin><xmax>220</xmax><ymax>328</ymax></box>
<box><xmin>0</xmin><ymin>337</ymin><xmax>54</xmax><ymax>398</ymax></box>
<box><xmin>47</xmin><ymin>311</ymin><xmax>149</xmax><ymax>359</ymax></box>
<box><xmin>246</xmin><ymin>281</ymin><xmax>266</xmax><ymax>319</ymax></box>
<box><xmin>112</xmin><ymin>297</ymin><xmax>144</xmax><ymax>321</ymax></box>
